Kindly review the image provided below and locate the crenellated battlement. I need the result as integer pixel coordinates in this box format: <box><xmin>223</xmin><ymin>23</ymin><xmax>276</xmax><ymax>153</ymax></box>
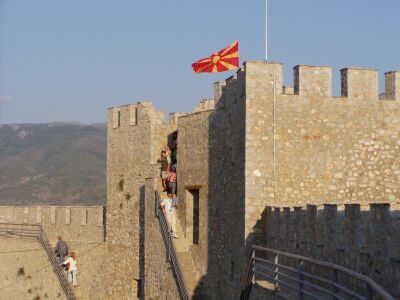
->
<box><xmin>385</xmin><ymin>71</ymin><xmax>400</xmax><ymax>100</ymax></box>
<box><xmin>0</xmin><ymin>205</ymin><xmax>105</xmax><ymax>244</ymax></box>
<box><xmin>0</xmin><ymin>205</ymin><xmax>104</xmax><ymax>226</ymax></box>
<box><xmin>108</xmin><ymin>101</ymin><xmax>166</xmax><ymax>130</ymax></box>
<box><xmin>194</xmin><ymin>98</ymin><xmax>214</xmax><ymax>112</ymax></box>
<box><xmin>169</xmin><ymin>112</ymin><xmax>189</xmax><ymax>125</ymax></box>
<box><xmin>294</xmin><ymin>65</ymin><xmax>332</xmax><ymax>97</ymax></box>
<box><xmin>262</xmin><ymin>202</ymin><xmax>400</xmax><ymax>296</ymax></box>
<box><xmin>214</xmin><ymin>61</ymin><xmax>400</xmax><ymax>103</ymax></box>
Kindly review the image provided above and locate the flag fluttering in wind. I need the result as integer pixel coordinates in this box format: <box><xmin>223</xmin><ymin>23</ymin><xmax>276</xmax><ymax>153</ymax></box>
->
<box><xmin>191</xmin><ymin>41</ymin><xmax>239</xmax><ymax>74</ymax></box>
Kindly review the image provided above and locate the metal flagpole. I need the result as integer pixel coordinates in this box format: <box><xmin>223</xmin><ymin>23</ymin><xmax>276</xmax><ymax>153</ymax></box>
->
<box><xmin>265</xmin><ymin>0</ymin><xmax>268</xmax><ymax>60</ymax></box>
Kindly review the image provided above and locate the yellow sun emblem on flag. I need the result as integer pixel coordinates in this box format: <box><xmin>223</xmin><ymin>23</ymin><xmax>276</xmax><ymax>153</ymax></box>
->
<box><xmin>192</xmin><ymin>41</ymin><xmax>239</xmax><ymax>73</ymax></box>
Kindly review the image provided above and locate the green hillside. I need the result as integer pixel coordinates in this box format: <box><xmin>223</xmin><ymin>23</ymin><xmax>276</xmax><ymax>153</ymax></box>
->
<box><xmin>0</xmin><ymin>123</ymin><xmax>106</xmax><ymax>205</ymax></box>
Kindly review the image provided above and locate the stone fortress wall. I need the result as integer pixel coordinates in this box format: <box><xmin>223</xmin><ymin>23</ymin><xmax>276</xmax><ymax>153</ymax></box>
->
<box><xmin>262</xmin><ymin>203</ymin><xmax>400</xmax><ymax>297</ymax></box>
<box><xmin>0</xmin><ymin>205</ymin><xmax>107</xmax><ymax>300</ymax></box>
<box><xmin>104</xmin><ymin>61</ymin><xmax>400</xmax><ymax>299</ymax></box>
<box><xmin>174</xmin><ymin>61</ymin><xmax>400</xmax><ymax>299</ymax></box>
<box><xmin>106</xmin><ymin>102</ymin><xmax>179</xmax><ymax>299</ymax></box>
<box><xmin>1</xmin><ymin>60</ymin><xmax>399</xmax><ymax>300</ymax></box>
<box><xmin>0</xmin><ymin>205</ymin><xmax>104</xmax><ymax>242</ymax></box>
<box><xmin>0</xmin><ymin>235</ymin><xmax>67</xmax><ymax>300</ymax></box>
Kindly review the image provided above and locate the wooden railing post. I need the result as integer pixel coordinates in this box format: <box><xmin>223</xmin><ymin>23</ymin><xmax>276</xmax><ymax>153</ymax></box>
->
<box><xmin>366</xmin><ymin>283</ymin><xmax>373</xmax><ymax>300</ymax></box>
<box><xmin>332</xmin><ymin>268</ymin><xmax>338</xmax><ymax>299</ymax></box>
<box><xmin>251</xmin><ymin>249</ymin><xmax>256</xmax><ymax>285</ymax></box>
<box><xmin>298</xmin><ymin>260</ymin><xmax>304</xmax><ymax>300</ymax></box>
<box><xmin>274</xmin><ymin>253</ymin><xmax>279</xmax><ymax>291</ymax></box>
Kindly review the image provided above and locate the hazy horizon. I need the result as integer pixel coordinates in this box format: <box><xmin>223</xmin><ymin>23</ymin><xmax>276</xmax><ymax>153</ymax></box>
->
<box><xmin>1</xmin><ymin>0</ymin><xmax>399</xmax><ymax>124</ymax></box>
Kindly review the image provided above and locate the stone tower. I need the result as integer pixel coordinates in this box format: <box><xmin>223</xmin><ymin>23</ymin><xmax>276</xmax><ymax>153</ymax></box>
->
<box><xmin>105</xmin><ymin>102</ymin><xmax>173</xmax><ymax>298</ymax></box>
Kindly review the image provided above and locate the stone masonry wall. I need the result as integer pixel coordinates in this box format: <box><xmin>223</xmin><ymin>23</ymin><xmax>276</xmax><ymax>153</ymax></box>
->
<box><xmin>143</xmin><ymin>177</ymin><xmax>180</xmax><ymax>299</ymax></box>
<box><xmin>102</xmin><ymin>60</ymin><xmax>400</xmax><ymax>299</ymax></box>
<box><xmin>275</xmin><ymin>66</ymin><xmax>400</xmax><ymax>207</ymax></box>
<box><xmin>106</xmin><ymin>103</ymin><xmax>155</xmax><ymax>299</ymax></box>
<box><xmin>177</xmin><ymin>109</ymin><xmax>212</xmax><ymax>280</ymax></box>
<box><xmin>0</xmin><ymin>236</ymin><xmax>67</xmax><ymax>300</ymax></box>
<box><xmin>243</xmin><ymin>62</ymin><xmax>400</xmax><ymax>211</ymax></box>
<box><xmin>262</xmin><ymin>203</ymin><xmax>400</xmax><ymax>298</ymax></box>
<box><xmin>176</xmin><ymin>61</ymin><xmax>400</xmax><ymax>299</ymax></box>
<box><xmin>0</xmin><ymin>205</ymin><xmax>104</xmax><ymax>242</ymax></box>
<box><xmin>244</xmin><ymin>62</ymin><xmax>281</xmax><ymax>244</ymax></box>
<box><xmin>242</xmin><ymin>61</ymin><xmax>400</xmax><ymax>241</ymax></box>
<box><xmin>106</xmin><ymin>102</ymin><xmax>177</xmax><ymax>299</ymax></box>
<box><xmin>0</xmin><ymin>206</ymin><xmax>106</xmax><ymax>300</ymax></box>
<box><xmin>206</xmin><ymin>70</ymin><xmax>247</xmax><ymax>299</ymax></box>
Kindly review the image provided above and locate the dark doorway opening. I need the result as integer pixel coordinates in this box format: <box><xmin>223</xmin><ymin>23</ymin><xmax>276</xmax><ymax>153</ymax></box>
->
<box><xmin>188</xmin><ymin>189</ymin><xmax>200</xmax><ymax>245</ymax></box>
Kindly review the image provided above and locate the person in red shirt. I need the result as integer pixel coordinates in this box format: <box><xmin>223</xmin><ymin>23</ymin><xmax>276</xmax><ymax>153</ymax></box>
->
<box><xmin>167</xmin><ymin>165</ymin><xmax>177</xmax><ymax>199</ymax></box>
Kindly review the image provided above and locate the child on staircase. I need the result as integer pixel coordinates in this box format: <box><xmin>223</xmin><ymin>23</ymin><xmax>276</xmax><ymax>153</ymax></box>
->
<box><xmin>62</xmin><ymin>251</ymin><xmax>78</xmax><ymax>287</ymax></box>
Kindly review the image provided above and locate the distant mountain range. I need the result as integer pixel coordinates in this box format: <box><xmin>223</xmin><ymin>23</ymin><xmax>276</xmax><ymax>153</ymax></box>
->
<box><xmin>0</xmin><ymin>123</ymin><xmax>106</xmax><ymax>206</ymax></box>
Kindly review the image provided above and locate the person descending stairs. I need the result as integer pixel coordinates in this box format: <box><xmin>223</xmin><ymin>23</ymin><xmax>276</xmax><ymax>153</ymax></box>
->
<box><xmin>157</xmin><ymin>174</ymin><xmax>204</xmax><ymax>298</ymax></box>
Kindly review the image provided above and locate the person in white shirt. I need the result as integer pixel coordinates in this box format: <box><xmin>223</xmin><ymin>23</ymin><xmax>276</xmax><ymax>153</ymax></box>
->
<box><xmin>160</xmin><ymin>194</ymin><xmax>178</xmax><ymax>238</ymax></box>
<box><xmin>62</xmin><ymin>251</ymin><xmax>78</xmax><ymax>286</ymax></box>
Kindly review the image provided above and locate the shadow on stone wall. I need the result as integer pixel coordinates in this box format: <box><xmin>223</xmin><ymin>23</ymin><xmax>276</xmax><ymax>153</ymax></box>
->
<box><xmin>139</xmin><ymin>185</ymin><xmax>146</xmax><ymax>299</ymax></box>
<box><xmin>189</xmin><ymin>75</ymin><xmax>247</xmax><ymax>300</ymax></box>
<box><xmin>251</xmin><ymin>203</ymin><xmax>400</xmax><ymax>299</ymax></box>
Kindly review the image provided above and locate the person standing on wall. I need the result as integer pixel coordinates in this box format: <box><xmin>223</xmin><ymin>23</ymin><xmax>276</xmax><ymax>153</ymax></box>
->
<box><xmin>167</xmin><ymin>165</ymin><xmax>178</xmax><ymax>203</ymax></box>
<box><xmin>160</xmin><ymin>149</ymin><xmax>171</xmax><ymax>192</ymax></box>
<box><xmin>62</xmin><ymin>251</ymin><xmax>78</xmax><ymax>287</ymax></box>
<box><xmin>164</xmin><ymin>164</ymin><xmax>178</xmax><ymax>238</ymax></box>
<box><xmin>54</xmin><ymin>236</ymin><xmax>69</xmax><ymax>263</ymax></box>
<box><xmin>161</xmin><ymin>193</ymin><xmax>178</xmax><ymax>238</ymax></box>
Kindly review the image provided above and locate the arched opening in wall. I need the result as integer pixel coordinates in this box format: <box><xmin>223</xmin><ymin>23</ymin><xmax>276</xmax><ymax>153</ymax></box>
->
<box><xmin>85</xmin><ymin>209</ymin><xmax>88</xmax><ymax>225</ymax></box>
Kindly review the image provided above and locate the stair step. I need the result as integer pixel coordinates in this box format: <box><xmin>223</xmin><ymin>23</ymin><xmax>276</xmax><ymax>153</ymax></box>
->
<box><xmin>179</xmin><ymin>259</ymin><xmax>193</xmax><ymax>265</ymax></box>
<box><xmin>174</xmin><ymin>244</ymin><xmax>189</xmax><ymax>252</ymax></box>
<box><xmin>181</xmin><ymin>264</ymin><xmax>197</xmax><ymax>271</ymax></box>
<box><xmin>176</xmin><ymin>251</ymin><xmax>191</xmax><ymax>258</ymax></box>
<box><xmin>184</xmin><ymin>273</ymin><xmax>200</xmax><ymax>285</ymax></box>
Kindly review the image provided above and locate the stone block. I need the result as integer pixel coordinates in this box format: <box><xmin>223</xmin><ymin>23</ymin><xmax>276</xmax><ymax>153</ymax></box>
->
<box><xmin>293</xmin><ymin>65</ymin><xmax>332</xmax><ymax>97</ymax></box>
<box><xmin>385</xmin><ymin>71</ymin><xmax>400</xmax><ymax>101</ymax></box>
<box><xmin>341</xmin><ymin>67</ymin><xmax>378</xmax><ymax>99</ymax></box>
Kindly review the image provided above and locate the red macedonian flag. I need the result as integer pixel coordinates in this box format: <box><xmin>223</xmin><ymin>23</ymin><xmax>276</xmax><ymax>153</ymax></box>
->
<box><xmin>191</xmin><ymin>41</ymin><xmax>239</xmax><ymax>74</ymax></box>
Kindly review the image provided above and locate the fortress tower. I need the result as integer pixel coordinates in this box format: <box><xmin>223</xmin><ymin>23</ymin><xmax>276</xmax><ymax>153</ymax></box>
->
<box><xmin>105</xmin><ymin>61</ymin><xmax>400</xmax><ymax>299</ymax></box>
<box><xmin>105</xmin><ymin>102</ymin><xmax>179</xmax><ymax>298</ymax></box>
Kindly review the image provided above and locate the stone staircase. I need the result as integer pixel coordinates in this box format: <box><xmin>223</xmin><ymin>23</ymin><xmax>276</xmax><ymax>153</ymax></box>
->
<box><xmin>73</xmin><ymin>286</ymin><xmax>83</xmax><ymax>299</ymax></box>
<box><xmin>157</xmin><ymin>181</ymin><xmax>202</xmax><ymax>299</ymax></box>
<box><xmin>174</xmin><ymin>223</ymin><xmax>201</xmax><ymax>297</ymax></box>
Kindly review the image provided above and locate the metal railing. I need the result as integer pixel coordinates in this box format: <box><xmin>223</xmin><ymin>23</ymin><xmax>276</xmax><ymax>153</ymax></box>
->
<box><xmin>155</xmin><ymin>191</ymin><xmax>189</xmax><ymax>300</ymax></box>
<box><xmin>0</xmin><ymin>223</ymin><xmax>76</xmax><ymax>300</ymax></box>
<box><xmin>241</xmin><ymin>245</ymin><xmax>395</xmax><ymax>300</ymax></box>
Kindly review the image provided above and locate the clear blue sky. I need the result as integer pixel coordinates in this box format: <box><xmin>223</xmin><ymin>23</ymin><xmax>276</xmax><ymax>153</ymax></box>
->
<box><xmin>0</xmin><ymin>0</ymin><xmax>399</xmax><ymax>124</ymax></box>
